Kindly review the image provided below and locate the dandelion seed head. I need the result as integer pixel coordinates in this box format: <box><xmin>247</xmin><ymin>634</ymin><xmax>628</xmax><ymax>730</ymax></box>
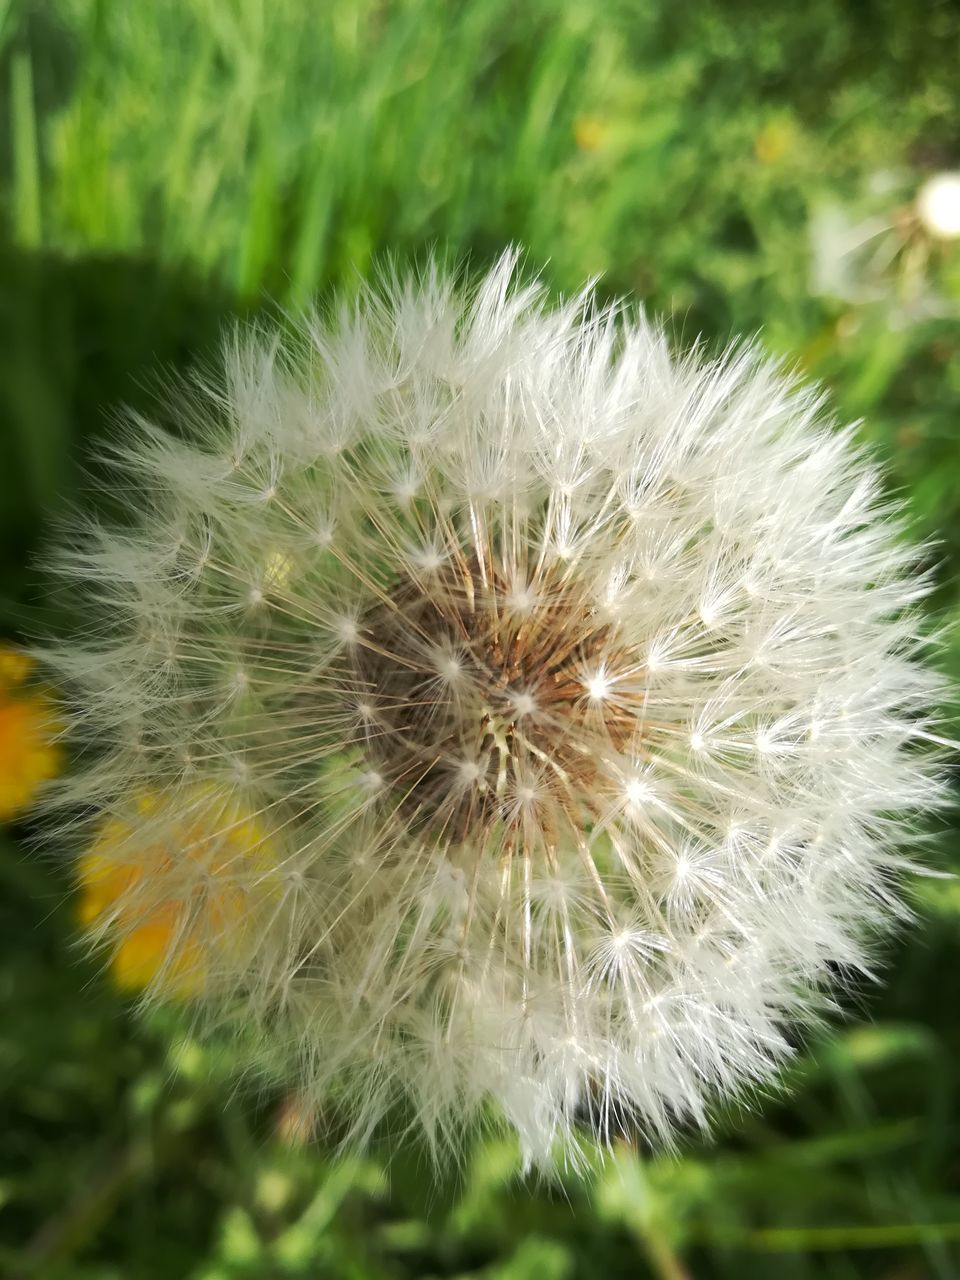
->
<box><xmin>39</xmin><ymin>251</ymin><xmax>952</xmax><ymax>1169</ymax></box>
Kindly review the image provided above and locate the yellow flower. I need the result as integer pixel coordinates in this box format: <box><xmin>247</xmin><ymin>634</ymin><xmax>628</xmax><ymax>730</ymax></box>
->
<box><xmin>78</xmin><ymin>786</ymin><xmax>279</xmax><ymax>997</ymax></box>
<box><xmin>754</xmin><ymin>120</ymin><xmax>793</xmax><ymax>165</ymax></box>
<box><xmin>0</xmin><ymin>645</ymin><xmax>62</xmax><ymax>822</ymax></box>
<box><xmin>572</xmin><ymin>114</ymin><xmax>606</xmax><ymax>152</ymax></box>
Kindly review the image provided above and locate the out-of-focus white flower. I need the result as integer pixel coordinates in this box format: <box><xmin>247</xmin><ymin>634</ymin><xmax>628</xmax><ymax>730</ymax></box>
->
<box><xmin>809</xmin><ymin>179</ymin><xmax>960</xmax><ymax>324</ymax></box>
<box><xmin>917</xmin><ymin>172</ymin><xmax>960</xmax><ymax>240</ymax></box>
<box><xmin>41</xmin><ymin>252</ymin><xmax>949</xmax><ymax>1168</ymax></box>
<box><xmin>809</xmin><ymin>203</ymin><xmax>894</xmax><ymax>304</ymax></box>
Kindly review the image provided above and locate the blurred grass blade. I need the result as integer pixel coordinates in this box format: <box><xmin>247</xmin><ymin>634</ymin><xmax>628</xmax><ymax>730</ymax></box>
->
<box><xmin>10</xmin><ymin>47</ymin><xmax>42</xmax><ymax>247</ymax></box>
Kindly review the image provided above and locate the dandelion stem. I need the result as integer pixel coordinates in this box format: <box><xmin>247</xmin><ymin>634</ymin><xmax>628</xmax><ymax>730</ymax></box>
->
<box><xmin>637</xmin><ymin>1229</ymin><xmax>690</xmax><ymax>1280</ymax></box>
<box><xmin>615</xmin><ymin>1148</ymin><xmax>691</xmax><ymax>1280</ymax></box>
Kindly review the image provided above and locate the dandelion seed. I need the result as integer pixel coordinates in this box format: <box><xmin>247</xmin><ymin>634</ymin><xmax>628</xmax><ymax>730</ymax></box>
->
<box><xmin>585</xmin><ymin>671</ymin><xmax>611</xmax><ymax>702</ymax></box>
<box><xmin>38</xmin><ymin>252</ymin><xmax>952</xmax><ymax>1169</ymax></box>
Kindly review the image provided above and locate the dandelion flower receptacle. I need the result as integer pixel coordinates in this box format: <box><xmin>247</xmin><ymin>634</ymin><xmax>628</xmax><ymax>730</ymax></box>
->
<box><xmin>42</xmin><ymin>252</ymin><xmax>948</xmax><ymax>1167</ymax></box>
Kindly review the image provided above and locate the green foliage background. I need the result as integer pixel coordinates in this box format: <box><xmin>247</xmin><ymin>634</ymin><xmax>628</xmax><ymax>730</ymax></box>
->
<box><xmin>2</xmin><ymin>2</ymin><xmax>960</xmax><ymax>1276</ymax></box>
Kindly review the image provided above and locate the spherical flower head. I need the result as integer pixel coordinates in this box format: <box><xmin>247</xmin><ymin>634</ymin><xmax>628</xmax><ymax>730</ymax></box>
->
<box><xmin>41</xmin><ymin>252</ymin><xmax>950</xmax><ymax>1169</ymax></box>
<box><xmin>0</xmin><ymin>644</ymin><xmax>62</xmax><ymax>821</ymax></box>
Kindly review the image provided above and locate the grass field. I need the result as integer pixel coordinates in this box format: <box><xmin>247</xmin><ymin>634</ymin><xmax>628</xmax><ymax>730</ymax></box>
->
<box><xmin>2</xmin><ymin>2</ymin><xmax>960</xmax><ymax>1276</ymax></box>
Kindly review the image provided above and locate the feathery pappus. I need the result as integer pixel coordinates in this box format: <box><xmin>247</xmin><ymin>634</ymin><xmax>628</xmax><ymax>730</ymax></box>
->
<box><xmin>39</xmin><ymin>252</ymin><xmax>950</xmax><ymax>1168</ymax></box>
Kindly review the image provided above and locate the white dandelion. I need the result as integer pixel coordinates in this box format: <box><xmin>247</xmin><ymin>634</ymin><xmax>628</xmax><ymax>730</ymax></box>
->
<box><xmin>41</xmin><ymin>251</ymin><xmax>949</xmax><ymax>1168</ymax></box>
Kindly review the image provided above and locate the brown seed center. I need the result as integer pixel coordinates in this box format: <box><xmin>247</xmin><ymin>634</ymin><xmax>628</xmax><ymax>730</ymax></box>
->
<box><xmin>351</xmin><ymin>558</ymin><xmax>634</xmax><ymax>843</ymax></box>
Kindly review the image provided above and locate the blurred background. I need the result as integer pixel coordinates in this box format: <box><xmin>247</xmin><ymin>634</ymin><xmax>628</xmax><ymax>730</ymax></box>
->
<box><xmin>2</xmin><ymin>2</ymin><xmax>960</xmax><ymax>1276</ymax></box>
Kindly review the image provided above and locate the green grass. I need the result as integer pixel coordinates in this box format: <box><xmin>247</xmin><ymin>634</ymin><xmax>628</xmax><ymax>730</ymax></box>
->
<box><xmin>2</xmin><ymin>2</ymin><xmax>960</xmax><ymax>1276</ymax></box>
